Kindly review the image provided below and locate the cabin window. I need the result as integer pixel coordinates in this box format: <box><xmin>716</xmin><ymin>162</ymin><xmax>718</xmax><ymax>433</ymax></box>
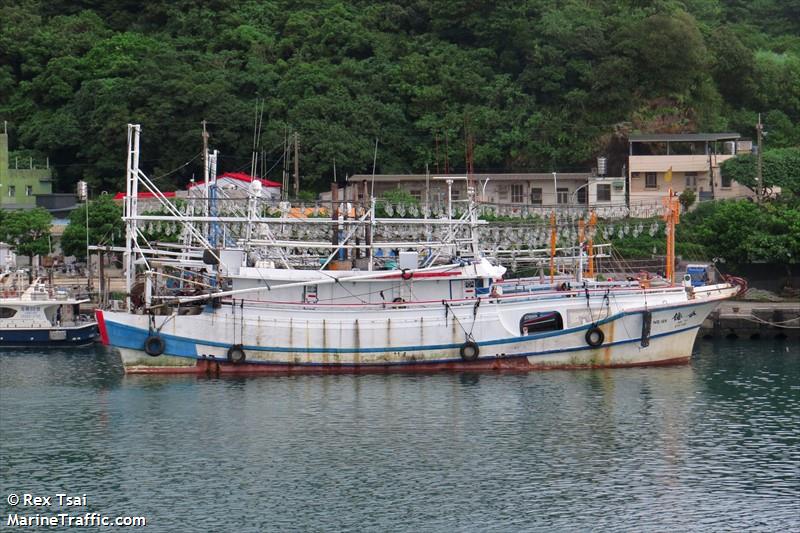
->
<box><xmin>475</xmin><ymin>278</ymin><xmax>491</xmax><ymax>296</ymax></box>
<box><xmin>511</xmin><ymin>184</ymin><xmax>524</xmax><ymax>203</ymax></box>
<box><xmin>685</xmin><ymin>172</ymin><xmax>697</xmax><ymax>190</ymax></box>
<box><xmin>0</xmin><ymin>307</ymin><xmax>17</xmax><ymax>318</ymax></box>
<box><xmin>303</xmin><ymin>285</ymin><xmax>319</xmax><ymax>303</ymax></box>
<box><xmin>596</xmin><ymin>184</ymin><xmax>611</xmax><ymax>202</ymax></box>
<box><xmin>520</xmin><ymin>311</ymin><xmax>563</xmax><ymax>335</ymax></box>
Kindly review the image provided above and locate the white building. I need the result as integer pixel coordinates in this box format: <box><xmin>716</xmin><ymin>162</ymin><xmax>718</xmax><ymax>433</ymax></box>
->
<box><xmin>326</xmin><ymin>172</ymin><xmax>627</xmax><ymax>212</ymax></box>
<box><xmin>628</xmin><ymin>133</ymin><xmax>756</xmax><ymax>205</ymax></box>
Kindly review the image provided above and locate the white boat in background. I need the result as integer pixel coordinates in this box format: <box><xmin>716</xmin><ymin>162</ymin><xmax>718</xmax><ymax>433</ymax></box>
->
<box><xmin>1</xmin><ymin>276</ymin><xmax>98</xmax><ymax>348</ymax></box>
<box><xmin>98</xmin><ymin>124</ymin><xmax>741</xmax><ymax>374</ymax></box>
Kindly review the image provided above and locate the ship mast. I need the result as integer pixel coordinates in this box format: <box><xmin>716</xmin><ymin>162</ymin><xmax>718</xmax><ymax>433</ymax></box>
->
<box><xmin>663</xmin><ymin>188</ymin><xmax>681</xmax><ymax>284</ymax></box>
<box><xmin>124</xmin><ymin>124</ymin><xmax>141</xmax><ymax>312</ymax></box>
<box><xmin>586</xmin><ymin>210</ymin><xmax>597</xmax><ymax>279</ymax></box>
<box><xmin>549</xmin><ymin>211</ymin><xmax>557</xmax><ymax>283</ymax></box>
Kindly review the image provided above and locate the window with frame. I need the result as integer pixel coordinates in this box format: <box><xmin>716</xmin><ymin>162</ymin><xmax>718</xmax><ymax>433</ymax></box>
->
<box><xmin>409</xmin><ymin>190</ymin><xmax>422</xmax><ymax>201</ymax></box>
<box><xmin>576</xmin><ymin>187</ymin><xmax>587</xmax><ymax>204</ymax></box>
<box><xmin>7</xmin><ymin>185</ymin><xmax>15</xmax><ymax>197</ymax></box>
<box><xmin>684</xmin><ymin>172</ymin><xmax>697</xmax><ymax>190</ymax></box>
<box><xmin>451</xmin><ymin>188</ymin><xmax>461</xmax><ymax>200</ymax></box>
<box><xmin>597</xmin><ymin>184</ymin><xmax>611</xmax><ymax>202</ymax></box>
<box><xmin>645</xmin><ymin>172</ymin><xmax>658</xmax><ymax>188</ymax></box>
<box><xmin>519</xmin><ymin>311</ymin><xmax>563</xmax><ymax>335</ymax></box>
<box><xmin>557</xmin><ymin>188</ymin><xmax>569</xmax><ymax>204</ymax></box>
<box><xmin>0</xmin><ymin>307</ymin><xmax>17</xmax><ymax>318</ymax></box>
<box><xmin>26</xmin><ymin>185</ymin><xmax>33</xmax><ymax>196</ymax></box>
<box><xmin>497</xmin><ymin>185</ymin><xmax>508</xmax><ymax>201</ymax></box>
<box><xmin>721</xmin><ymin>172</ymin><xmax>732</xmax><ymax>188</ymax></box>
<box><xmin>530</xmin><ymin>188</ymin><xmax>543</xmax><ymax>205</ymax></box>
<box><xmin>511</xmin><ymin>184</ymin><xmax>524</xmax><ymax>203</ymax></box>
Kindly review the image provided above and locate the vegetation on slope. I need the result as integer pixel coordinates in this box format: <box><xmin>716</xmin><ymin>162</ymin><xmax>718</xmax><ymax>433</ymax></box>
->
<box><xmin>1</xmin><ymin>0</ymin><xmax>798</xmax><ymax>193</ymax></box>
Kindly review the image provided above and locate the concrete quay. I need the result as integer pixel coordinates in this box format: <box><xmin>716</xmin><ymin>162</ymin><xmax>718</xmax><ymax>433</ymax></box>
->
<box><xmin>700</xmin><ymin>301</ymin><xmax>800</xmax><ymax>340</ymax></box>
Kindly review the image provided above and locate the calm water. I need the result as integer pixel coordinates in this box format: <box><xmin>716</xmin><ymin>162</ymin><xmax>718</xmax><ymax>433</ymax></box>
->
<box><xmin>1</xmin><ymin>342</ymin><xmax>798</xmax><ymax>532</ymax></box>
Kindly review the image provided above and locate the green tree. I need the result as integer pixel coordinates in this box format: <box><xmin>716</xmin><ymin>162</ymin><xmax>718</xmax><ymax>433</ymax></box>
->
<box><xmin>720</xmin><ymin>147</ymin><xmax>800</xmax><ymax>197</ymax></box>
<box><xmin>61</xmin><ymin>194</ymin><xmax>124</xmax><ymax>259</ymax></box>
<box><xmin>679</xmin><ymin>189</ymin><xmax>696</xmax><ymax>212</ymax></box>
<box><xmin>376</xmin><ymin>187</ymin><xmax>419</xmax><ymax>217</ymax></box>
<box><xmin>679</xmin><ymin>199</ymin><xmax>800</xmax><ymax>268</ymax></box>
<box><xmin>0</xmin><ymin>207</ymin><xmax>52</xmax><ymax>281</ymax></box>
<box><xmin>1</xmin><ymin>0</ymin><xmax>799</xmax><ymax>194</ymax></box>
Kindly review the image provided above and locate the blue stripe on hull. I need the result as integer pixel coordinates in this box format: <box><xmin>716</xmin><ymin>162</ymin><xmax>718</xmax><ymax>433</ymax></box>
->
<box><xmin>0</xmin><ymin>324</ymin><xmax>99</xmax><ymax>348</ymax></box>
<box><xmin>107</xmin><ymin>316</ymin><xmax>701</xmax><ymax>367</ymax></box>
<box><xmin>105</xmin><ymin>320</ymin><xmax>198</xmax><ymax>358</ymax></box>
<box><xmin>107</xmin><ymin>297</ymin><xmax>714</xmax><ymax>357</ymax></box>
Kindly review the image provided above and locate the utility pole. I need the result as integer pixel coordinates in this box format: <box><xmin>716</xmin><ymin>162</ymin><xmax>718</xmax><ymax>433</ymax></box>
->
<box><xmin>202</xmin><ymin>120</ymin><xmax>209</xmax><ymax>215</ymax></box>
<box><xmin>281</xmin><ymin>128</ymin><xmax>289</xmax><ymax>201</ymax></box>
<box><xmin>293</xmin><ymin>131</ymin><xmax>300</xmax><ymax>198</ymax></box>
<box><xmin>756</xmin><ymin>113</ymin><xmax>764</xmax><ymax>204</ymax></box>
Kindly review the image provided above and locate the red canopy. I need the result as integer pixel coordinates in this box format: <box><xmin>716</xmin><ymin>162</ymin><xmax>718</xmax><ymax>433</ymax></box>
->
<box><xmin>113</xmin><ymin>191</ymin><xmax>176</xmax><ymax>200</ymax></box>
<box><xmin>187</xmin><ymin>172</ymin><xmax>281</xmax><ymax>189</ymax></box>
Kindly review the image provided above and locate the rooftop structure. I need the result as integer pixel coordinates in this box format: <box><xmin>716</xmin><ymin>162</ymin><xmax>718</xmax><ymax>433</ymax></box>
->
<box><xmin>628</xmin><ymin>132</ymin><xmax>755</xmax><ymax>203</ymax></box>
<box><xmin>0</xmin><ymin>129</ymin><xmax>53</xmax><ymax>210</ymax></box>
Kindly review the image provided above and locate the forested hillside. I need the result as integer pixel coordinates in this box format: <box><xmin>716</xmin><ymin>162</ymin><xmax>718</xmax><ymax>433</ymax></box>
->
<box><xmin>1</xmin><ymin>0</ymin><xmax>799</xmax><ymax>192</ymax></box>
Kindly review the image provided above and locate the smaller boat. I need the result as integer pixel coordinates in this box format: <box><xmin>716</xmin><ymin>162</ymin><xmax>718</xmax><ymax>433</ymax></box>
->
<box><xmin>0</xmin><ymin>277</ymin><xmax>99</xmax><ymax>348</ymax></box>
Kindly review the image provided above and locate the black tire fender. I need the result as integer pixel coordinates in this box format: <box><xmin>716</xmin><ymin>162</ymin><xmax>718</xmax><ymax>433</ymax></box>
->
<box><xmin>459</xmin><ymin>341</ymin><xmax>480</xmax><ymax>361</ymax></box>
<box><xmin>227</xmin><ymin>344</ymin><xmax>246</xmax><ymax>364</ymax></box>
<box><xmin>585</xmin><ymin>327</ymin><xmax>604</xmax><ymax>347</ymax></box>
<box><xmin>144</xmin><ymin>335</ymin><xmax>165</xmax><ymax>357</ymax></box>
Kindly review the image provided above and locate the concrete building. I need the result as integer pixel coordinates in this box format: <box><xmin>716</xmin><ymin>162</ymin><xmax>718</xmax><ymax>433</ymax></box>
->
<box><xmin>328</xmin><ymin>172</ymin><xmax>616</xmax><ymax>208</ymax></box>
<box><xmin>628</xmin><ymin>133</ymin><xmax>755</xmax><ymax>205</ymax></box>
<box><xmin>0</xmin><ymin>129</ymin><xmax>54</xmax><ymax>210</ymax></box>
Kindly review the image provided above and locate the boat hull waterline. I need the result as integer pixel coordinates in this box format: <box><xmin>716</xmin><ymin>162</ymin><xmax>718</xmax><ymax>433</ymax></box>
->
<box><xmin>99</xmin><ymin>285</ymin><xmax>736</xmax><ymax>374</ymax></box>
<box><xmin>0</xmin><ymin>323</ymin><xmax>99</xmax><ymax>348</ymax></box>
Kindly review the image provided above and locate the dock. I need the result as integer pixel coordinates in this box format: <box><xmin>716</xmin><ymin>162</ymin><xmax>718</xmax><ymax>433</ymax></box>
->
<box><xmin>700</xmin><ymin>301</ymin><xmax>800</xmax><ymax>340</ymax></box>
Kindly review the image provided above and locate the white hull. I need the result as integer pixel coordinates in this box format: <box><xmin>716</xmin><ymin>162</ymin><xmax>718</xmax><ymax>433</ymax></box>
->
<box><xmin>100</xmin><ymin>284</ymin><xmax>737</xmax><ymax>373</ymax></box>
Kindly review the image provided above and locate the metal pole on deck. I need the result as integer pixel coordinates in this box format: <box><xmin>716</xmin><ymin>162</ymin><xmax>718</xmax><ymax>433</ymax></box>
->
<box><xmin>124</xmin><ymin>124</ymin><xmax>141</xmax><ymax>312</ymax></box>
<box><xmin>293</xmin><ymin>132</ymin><xmax>300</xmax><ymax>198</ymax></box>
<box><xmin>549</xmin><ymin>211</ymin><xmax>557</xmax><ymax>284</ymax></box>
<box><xmin>756</xmin><ymin>113</ymin><xmax>764</xmax><ymax>204</ymax></box>
<box><xmin>202</xmin><ymin>120</ymin><xmax>209</xmax><ymax>217</ymax></box>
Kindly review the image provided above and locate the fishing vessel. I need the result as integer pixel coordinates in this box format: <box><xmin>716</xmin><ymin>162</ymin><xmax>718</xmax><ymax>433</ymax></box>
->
<box><xmin>0</xmin><ymin>275</ymin><xmax>99</xmax><ymax>348</ymax></box>
<box><xmin>98</xmin><ymin>124</ymin><xmax>741</xmax><ymax>374</ymax></box>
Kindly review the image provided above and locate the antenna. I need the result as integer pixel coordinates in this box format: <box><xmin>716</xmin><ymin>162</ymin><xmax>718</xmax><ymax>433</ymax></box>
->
<box><xmin>282</xmin><ymin>126</ymin><xmax>289</xmax><ymax>200</ymax></box>
<box><xmin>250</xmin><ymin>101</ymin><xmax>258</xmax><ymax>177</ymax></box>
<box><xmin>293</xmin><ymin>131</ymin><xmax>300</xmax><ymax>198</ymax></box>
<box><xmin>250</xmin><ymin>98</ymin><xmax>264</xmax><ymax>180</ymax></box>
<box><xmin>464</xmin><ymin>117</ymin><xmax>475</xmax><ymax>194</ymax></box>
<box><xmin>444</xmin><ymin>130</ymin><xmax>450</xmax><ymax>174</ymax></box>
<box><xmin>370</xmin><ymin>138</ymin><xmax>378</xmax><ymax>199</ymax></box>
<box><xmin>202</xmin><ymin>119</ymin><xmax>209</xmax><ymax>215</ymax></box>
<box><xmin>434</xmin><ymin>133</ymin><xmax>440</xmax><ymax>174</ymax></box>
